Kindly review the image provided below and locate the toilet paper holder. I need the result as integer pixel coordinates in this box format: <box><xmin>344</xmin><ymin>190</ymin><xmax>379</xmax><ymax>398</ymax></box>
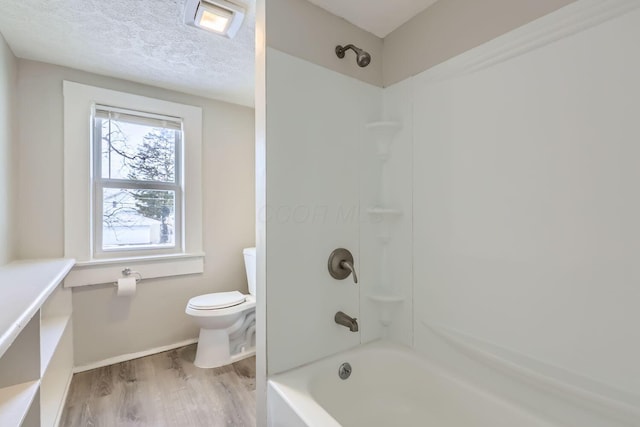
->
<box><xmin>119</xmin><ymin>268</ymin><xmax>142</xmax><ymax>283</ymax></box>
<box><xmin>112</xmin><ymin>268</ymin><xmax>141</xmax><ymax>296</ymax></box>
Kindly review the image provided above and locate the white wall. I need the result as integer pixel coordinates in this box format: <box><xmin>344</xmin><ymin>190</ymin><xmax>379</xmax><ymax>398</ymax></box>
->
<box><xmin>0</xmin><ymin>33</ymin><xmax>17</xmax><ymax>265</ymax></box>
<box><xmin>16</xmin><ymin>60</ymin><xmax>256</xmax><ymax>366</ymax></box>
<box><xmin>382</xmin><ymin>2</ymin><xmax>640</xmax><ymax>425</ymax></box>
<box><xmin>265</xmin><ymin>48</ymin><xmax>381</xmax><ymax>374</ymax></box>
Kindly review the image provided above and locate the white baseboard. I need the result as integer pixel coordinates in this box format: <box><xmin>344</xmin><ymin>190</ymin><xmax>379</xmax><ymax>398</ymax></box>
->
<box><xmin>73</xmin><ymin>338</ymin><xmax>198</xmax><ymax>373</ymax></box>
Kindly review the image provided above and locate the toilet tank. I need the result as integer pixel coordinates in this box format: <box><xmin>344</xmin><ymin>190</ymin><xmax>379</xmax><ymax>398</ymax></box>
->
<box><xmin>243</xmin><ymin>247</ymin><xmax>256</xmax><ymax>296</ymax></box>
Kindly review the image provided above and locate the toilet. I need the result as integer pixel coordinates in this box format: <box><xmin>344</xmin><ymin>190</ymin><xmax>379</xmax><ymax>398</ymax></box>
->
<box><xmin>186</xmin><ymin>247</ymin><xmax>256</xmax><ymax>368</ymax></box>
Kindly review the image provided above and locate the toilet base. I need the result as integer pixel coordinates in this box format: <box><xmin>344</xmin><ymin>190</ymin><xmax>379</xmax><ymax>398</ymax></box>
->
<box><xmin>194</xmin><ymin>329</ymin><xmax>231</xmax><ymax>368</ymax></box>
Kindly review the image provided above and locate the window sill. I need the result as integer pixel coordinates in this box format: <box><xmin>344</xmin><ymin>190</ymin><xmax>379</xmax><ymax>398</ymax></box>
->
<box><xmin>63</xmin><ymin>252</ymin><xmax>205</xmax><ymax>288</ymax></box>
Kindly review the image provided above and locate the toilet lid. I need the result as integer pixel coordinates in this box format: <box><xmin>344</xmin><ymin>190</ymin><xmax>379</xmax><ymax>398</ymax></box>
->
<box><xmin>188</xmin><ymin>291</ymin><xmax>246</xmax><ymax>310</ymax></box>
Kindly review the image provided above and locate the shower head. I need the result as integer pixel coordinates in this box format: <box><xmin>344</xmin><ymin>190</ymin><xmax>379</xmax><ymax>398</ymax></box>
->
<box><xmin>335</xmin><ymin>44</ymin><xmax>371</xmax><ymax>68</ymax></box>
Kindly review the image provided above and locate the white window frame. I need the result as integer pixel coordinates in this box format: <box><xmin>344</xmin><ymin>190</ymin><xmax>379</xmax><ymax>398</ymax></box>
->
<box><xmin>62</xmin><ymin>81</ymin><xmax>204</xmax><ymax>287</ymax></box>
<box><xmin>92</xmin><ymin>106</ymin><xmax>184</xmax><ymax>257</ymax></box>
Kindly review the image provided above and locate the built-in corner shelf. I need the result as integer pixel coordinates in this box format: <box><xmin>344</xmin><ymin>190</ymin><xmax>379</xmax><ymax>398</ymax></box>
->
<box><xmin>368</xmin><ymin>294</ymin><xmax>405</xmax><ymax>327</ymax></box>
<box><xmin>0</xmin><ymin>258</ymin><xmax>75</xmax><ymax>427</ymax></box>
<box><xmin>365</xmin><ymin>121</ymin><xmax>401</xmax><ymax>160</ymax></box>
<box><xmin>0</xmin><ymin>380</ymin><xmax>40</xmax><ymax>427</ymax></box>
<box><xmin>368</xmin><ymin>294</ymin><xmax>405</xmax><ymax>304</ymax></box>
<box><xmin>365</xmin><ymin>120</ymin><xmax>406</xmax><ymax>329</ymax></box>
<box><xmin>367</xmin><ymin>207</ymin><xmax>403</xmax><ymax>221</ymax></box>
<box><xmin>365</xmin><ymin>121</ymin><xmax>401</xmax><ymax>132</ymax></box>
<box><xmin>367</xmin><ymin>208</ymin><xmax>403</xmax><ymax>243</ymax></box>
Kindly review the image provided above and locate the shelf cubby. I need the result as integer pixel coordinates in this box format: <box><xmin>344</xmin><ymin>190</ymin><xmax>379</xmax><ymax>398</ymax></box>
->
<box><xmin>0</xmin><ymin>259</ymin><xmax>74</xmax><ymax>427</ymax></box>
<box><xmin>0</xmin><ymin>380</ymin><xmax>40</xmax><ymax>427</ymax></box>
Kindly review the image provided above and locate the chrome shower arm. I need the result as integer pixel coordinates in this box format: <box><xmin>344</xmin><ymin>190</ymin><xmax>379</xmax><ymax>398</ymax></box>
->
<box><xmin>335</xmin><ymin>44</ymin><xmax>357</xmax><ymax>56</ymax></box>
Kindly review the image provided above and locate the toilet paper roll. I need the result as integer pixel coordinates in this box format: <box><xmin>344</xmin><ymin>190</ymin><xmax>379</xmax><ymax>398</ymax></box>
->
<box><xmin>116</xmin><ymin>277</ymin><xmax>137</xmax><ymax>297</ymax></box>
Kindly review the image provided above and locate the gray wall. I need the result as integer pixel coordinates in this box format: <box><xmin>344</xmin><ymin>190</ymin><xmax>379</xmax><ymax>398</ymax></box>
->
<box><xmin>266</xmin><ymin>0</ymin><xmax>575</xmax><ymax>87</ymax></box>
<box><xmin>383</xmin><ymin>0</ymin><xmax>577</xmax><ymax>86</ymax></box>
<box><xmin>263</xmin><ymin>0</ymin><xmax>578</xmax><ymax>87</ymax></box>
<box><xmin>266</xmin><ymin>0</ymin><xmax>383</xmax><ymax>87</ymax></box>
<box><xmin>0</xmin><ymin>34</ymin><xmax>17</xmax><ymax>265</ymax></box>
<box><xmin>16</xmin><ymin>60</ymin><xmax>256</xmax><ymax>366</ymax></box>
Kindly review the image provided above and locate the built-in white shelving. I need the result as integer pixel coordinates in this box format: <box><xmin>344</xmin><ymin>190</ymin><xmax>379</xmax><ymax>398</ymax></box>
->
<box><xmin>0</xmin><ymin>258</ymin><xmax>74</xmax><ymax>427</ymax></box>
<box><xmin>0</xmin><ymin>380</ymin><xmax>40</xmax><ymax>427</ymax></box>
<box><xmin>0</xmin><ymin>259</ymin><xmax>74</xmax><ymax>358</ymax></box>
<box><xmin>40</xmin><ymin>316</ymin><xmax>71</xmax><ymax>376</ymax></box>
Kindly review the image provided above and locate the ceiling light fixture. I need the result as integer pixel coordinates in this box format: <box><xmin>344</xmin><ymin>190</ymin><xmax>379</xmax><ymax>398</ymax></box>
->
<box><xmin>185</xmin><ymin>0</ymin><xmax>246</xmax><ymax>38</ymax></box>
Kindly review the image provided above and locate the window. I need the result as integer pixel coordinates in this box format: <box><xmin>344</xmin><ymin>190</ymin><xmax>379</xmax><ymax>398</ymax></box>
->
<box><xmin>93</xmin><ymin>107</ymin><xmax>182</xmax><ymax>255</ymax></box>
<box><xmin>63</xmin><ymin>82</ymin><xmax>204</xmax><ymax>287</ymax></box>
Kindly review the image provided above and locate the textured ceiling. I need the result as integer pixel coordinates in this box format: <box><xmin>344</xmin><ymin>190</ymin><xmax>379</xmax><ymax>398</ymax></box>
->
<box><xmin>0</xmin><ymin>0</ymin><xmax>256</xmax><ymax>106</ymax></box>
<box><xmin>307</xmin><ymin>0</ymin><xmax>440</xmax><ymax>38</ymax></box>
<box><xmin>0</xmin><ymin>0</ymin><xmax>440</xmax><ymax>106</ymax></box>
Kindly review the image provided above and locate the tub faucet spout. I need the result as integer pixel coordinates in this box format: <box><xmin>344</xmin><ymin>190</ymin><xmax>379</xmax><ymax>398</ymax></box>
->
<box><xmin>335</xmin><ymin>311</ymin><xmax>359</xmax><ymax>332</ymax></box>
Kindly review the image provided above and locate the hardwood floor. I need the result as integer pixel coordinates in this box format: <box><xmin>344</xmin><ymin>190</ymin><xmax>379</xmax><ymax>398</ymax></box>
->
<box><xmin>60</xmin><ymin>345</ymin><xmax>256</xmax><ymax>427</ymax></box>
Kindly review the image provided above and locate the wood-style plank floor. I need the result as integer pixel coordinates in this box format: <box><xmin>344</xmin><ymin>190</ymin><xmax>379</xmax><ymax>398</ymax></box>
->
<box><xmin>60</xmin><ymin>345</ymin><xmax>256</xmax><ymax>427</ymax></box>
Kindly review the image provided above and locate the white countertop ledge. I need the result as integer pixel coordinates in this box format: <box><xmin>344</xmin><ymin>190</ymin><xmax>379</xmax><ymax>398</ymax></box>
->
<box><xmin>0</xmin><ymin>258</ymin><xmax>75</xmax><ymax>358</ymax></box>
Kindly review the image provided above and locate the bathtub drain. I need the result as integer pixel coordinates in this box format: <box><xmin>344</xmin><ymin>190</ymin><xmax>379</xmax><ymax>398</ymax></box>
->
<box><xmin>338</xmin><ymin>362</ymin><xmax>352</xmax><ymax>380</ymax></box>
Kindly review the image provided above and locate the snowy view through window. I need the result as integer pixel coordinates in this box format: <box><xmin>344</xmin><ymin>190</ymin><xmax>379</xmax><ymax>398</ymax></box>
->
<box><xmin>96</xmin><ymin>110</ymin><xmax>181</xmax><ymax>251</ymax></box>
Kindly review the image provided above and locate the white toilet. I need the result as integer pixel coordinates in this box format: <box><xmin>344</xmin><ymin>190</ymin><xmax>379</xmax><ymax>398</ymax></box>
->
<box><xmin>186</xmin><ymin>247</ymin><xmax>256</xmax><ymax>368</ymax></box>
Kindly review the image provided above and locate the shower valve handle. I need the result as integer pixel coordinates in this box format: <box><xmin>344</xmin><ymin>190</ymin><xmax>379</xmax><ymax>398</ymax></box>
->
<box><xmin>340</xmin><ymin>260</ymin><xmax>358</xmax><ymax>284</ymax></box>
<box><xmin>328</xmin><ymin>248</ymin><xmax>358</xmax><ymax>284</ymax></box>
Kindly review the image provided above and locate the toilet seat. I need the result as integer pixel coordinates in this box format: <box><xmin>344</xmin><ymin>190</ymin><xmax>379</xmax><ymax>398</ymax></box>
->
<box><xmin>188</xmin><ymin>291</ymin><xmax>246</xmax><ymax>310</ymax></box>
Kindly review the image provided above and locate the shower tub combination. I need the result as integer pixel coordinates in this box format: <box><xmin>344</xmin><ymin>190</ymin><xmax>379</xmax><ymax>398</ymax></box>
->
<box><xmin>268</xmin><ymin>341</ymin><xmax>557</xmax><ymax>427</ymax></box>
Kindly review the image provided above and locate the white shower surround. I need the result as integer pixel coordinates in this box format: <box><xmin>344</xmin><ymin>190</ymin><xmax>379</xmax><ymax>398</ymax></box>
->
<box><xmin>264</xmin><ymin>48</ymin><xmax>382</xmax><ymax>374</ymax></box>
<box><xmin>266</xmin><ymin>0</ymin><xmax>640</xmax><ymax>425</ymax></box>
<box><xmin>407</xmin><ymin>0</ymin><xmax>640</xmax><ymax>399</ymax></box>
<box><xmin>401</xmin><ymin>0</ymin><xmax>639</xmax><ymax>424</ymax></box>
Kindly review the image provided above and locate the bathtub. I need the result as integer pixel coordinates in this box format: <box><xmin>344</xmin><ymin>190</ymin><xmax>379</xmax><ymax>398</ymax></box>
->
<box><xmin>268</xmin><ymin>341</ymin><xmax>559</xmax><ymax>427</ymax></box>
